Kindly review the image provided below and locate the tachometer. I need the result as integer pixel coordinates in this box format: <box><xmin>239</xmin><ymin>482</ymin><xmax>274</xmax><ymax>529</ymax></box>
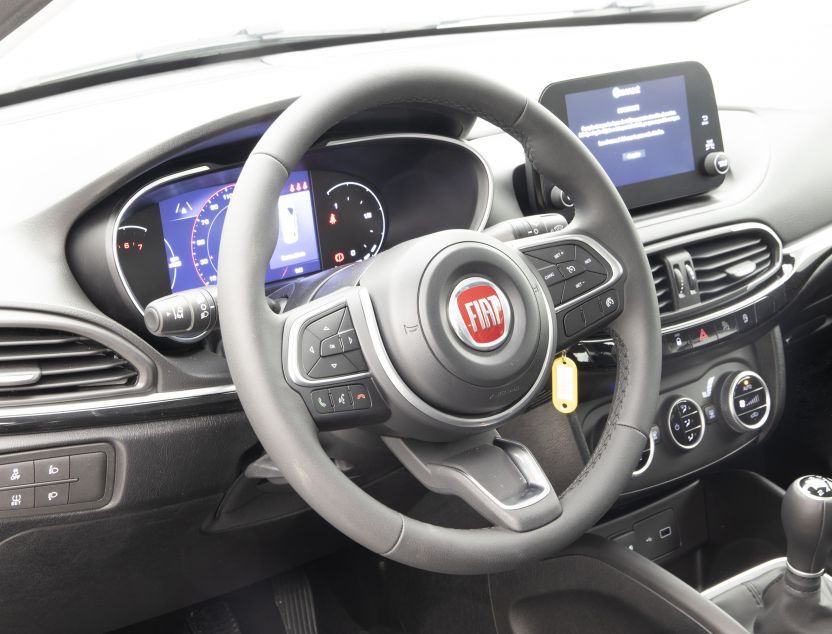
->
<box><xmin>318</xmin><ymin>181</ymin><xmax>385</xmax><ymax>267</ymax></box>
<box><xmin>190</xmin><ymin>184</ymin><xmax>233</xmax><ymax>286</ymax></box>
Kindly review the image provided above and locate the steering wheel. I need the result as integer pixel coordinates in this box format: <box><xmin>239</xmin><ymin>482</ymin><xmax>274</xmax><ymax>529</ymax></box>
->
<box><xmin>218</xmin><ymin>67</ymin><xmax>661</xmax><ymax>574</ymax></box>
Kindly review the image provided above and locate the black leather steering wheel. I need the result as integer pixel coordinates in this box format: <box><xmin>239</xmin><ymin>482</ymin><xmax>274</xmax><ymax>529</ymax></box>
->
<box><xmin>218</xmin><ymin>66</ymin><xmax>661</xmax><ymax>574</ymax></box>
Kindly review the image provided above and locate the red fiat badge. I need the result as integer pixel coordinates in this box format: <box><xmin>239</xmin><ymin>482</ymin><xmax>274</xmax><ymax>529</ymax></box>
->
<box><xmin>448</xmin><ymin>277</ymin><xmax>512</xmax><ymax>350</ymax></box>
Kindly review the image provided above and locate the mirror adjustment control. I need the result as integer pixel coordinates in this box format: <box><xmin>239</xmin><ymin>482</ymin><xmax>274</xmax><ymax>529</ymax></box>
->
<box><xmin>718</xmin><ymin>370</ymin><xmax>770</xmax><ymax>432</ymax></box>
<box><xmin>666</xmin><ymin>397</ymin><xmax>705</xmax><ymax>450</ymax></box>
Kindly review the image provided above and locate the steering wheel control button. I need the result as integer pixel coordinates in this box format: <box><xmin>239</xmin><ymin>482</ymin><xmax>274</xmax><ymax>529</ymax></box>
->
<box><xmin>344</xmin><ymin>350</ymin><xmax>368</xmax><ymax>372</ymax></box>
<box><xmin>575</xmin><ymin>247</ymin><xmax>607</xmax><ymax>275</ymax></box>
<box><xmin>0</xmin><ymin>461</ymin><xmax>34</xmax><ymax>486</ymax></box>
<box><xmin>340</xmin><ymin>330</ymin><xmax>360</xmax><ymax>353</ymax></box>
<box><xmin>34</xmin><ymin>457</ymin><xmax>69</xmax><ymax>482</ymax></box>
<box><xmin>538</xmin><ymin>265</ymin><xmax>561</xmax><ymax>286</ymax></box>
<box><xmin>448</xmin><ymin>277</ymin><xmax>511</xmax><ymax>351</ymax></box>
<box><xmin>35</xmin><ymin>483</ymin><xmax>69</xmax><ymax>508</ymax></box>
<box><xmin>720</xmin><ymin>370</ymin><xmax>770</xmax><ymax>432</ymax></box>
<box><xmin>667</xmin><ymin>397</ymin><xmax>704</xmax><ymax>450</ymax></box>
<box><xmin>309</xmin><ymin>354</ymin><xmax>357</xmax><ymax>379</ymax></box>
<box><xmin>527</xmin><ymin>244</ymin><xmax>576</xmax><ymax>265</ymax></box>
<box><xmin>0</xmin><ymin>487</ymin><xmax>34</xmax><ymax>510</ymax></box>
<box><xmin>561</xmin><ymin>271</ymin><xmax>606</xmax><ymax>303</ymax></box>
<box><xmin>563</xmin><ymin>308</ymin><xmax>586</xmax><ymax>337</ymax></box>
<box><xmin>311</xmin><ymin>390</ymin><xmax>333</xmax><ymax>414</ymax></box>
<box><xmin>349</xmin><ymin>385</ymin><xmax>371</xmax><ymax>410</ymax></box>
<box><xmin>320</xmin><ymin>334</ymin><xmax>344</xmax><ymax>357</ymax></box>
<box><xmin>330</xmin><ymin>387</ymin><xmax>354</xmax><ymax>412</ymax></box>
<box><xmin>582</xmin><ymin>297</ymin><xmax>604</xmax><ymax>325</ymax></box>
<box><xmin>307</xmin><ymin>309</ymin><xmax>345</xmax><ymax>341</ymax></box>
<box><xmin>557</xmin><ymin>261</ymin><xmax>583</xmax><ymax>279</ymax></box>
<box><xmin>301</xmin><ymin>330</ymin><xmax>321</xmax><ymax>373</ymax></box>
<box><xmin>685</xmin><ymin>322</ymin><xmax>717</xmax><ymax>350</ymax></box>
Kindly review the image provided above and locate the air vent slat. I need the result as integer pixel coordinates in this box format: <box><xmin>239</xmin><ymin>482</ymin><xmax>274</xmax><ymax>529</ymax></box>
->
<box><xmin>0</xmin><ymin>327</ymin><xmax>139</xmax><ymax>400</ymax></box>
<box><xmin>690</xmin><ymin>245</ymin><xmax>769</xmax><ymax>272</ymax></box>
<box><xmin>648</xmin><ymin>256</ymin><xmax>674</xmax><ymax>314</ymax></box>
<box><xmin>685</xmin><ymin>236</ymin><xmax>762</xmax><ymax>259</ymax></box>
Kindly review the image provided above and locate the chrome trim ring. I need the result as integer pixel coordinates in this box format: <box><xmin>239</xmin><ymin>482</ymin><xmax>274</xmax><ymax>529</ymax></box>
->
<box><xmin>447</xmin><ymin>276</ymin><xmax>512</xmax><ymax>351</ymax></box>
<box><xmin>666</xmin><ymin>397</ymin><xmax>705</xmax><ymax>451</ymax></box>
<box><xmin>726</xmin><ymin>370</ymin><xmax>770</xmax><ymax>431</ymax></box>
<box><xmin>632</xmin><ymin>431</ymin><xmax>655</xmax><ymax>477</ymax></box>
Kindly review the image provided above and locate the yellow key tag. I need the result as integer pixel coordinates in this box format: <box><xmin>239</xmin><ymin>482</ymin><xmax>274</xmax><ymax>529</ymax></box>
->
<box><xmin>552</xmin><ymin>355</ymin><xmax>578</xmax><ymax>414</ymax></box>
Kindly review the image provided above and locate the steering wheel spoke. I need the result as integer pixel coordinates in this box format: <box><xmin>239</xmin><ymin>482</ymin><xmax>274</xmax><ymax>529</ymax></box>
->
<box><xmin>509</xmin><ymin>230</ymin><xmax>626</xmax><ymax>350</ymax></box>
<box><xmin>383</xmin><ymin>432</ymin><xmax>561</xmax><ymax>532</ymax></box>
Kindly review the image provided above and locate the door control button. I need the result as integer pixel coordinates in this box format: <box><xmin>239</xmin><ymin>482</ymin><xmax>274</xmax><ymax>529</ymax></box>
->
<box><xmin>34</xmin><ymin>456</ymin><xmax>69</xmax><ymax>483</ymax></box>
<box><xmin>0</xmin><ymin>487</ymin><xmax>34</xmax><ymax>510</ymax></box>
<box><xmin>35</xmin><ymin>483</ymin><xmax>69</xmax><ymax>508</ymax></box>
<box><xmin>0</xmin><ymin>461</ymin><xmax>34</xmax><ymax>486</ymax></box>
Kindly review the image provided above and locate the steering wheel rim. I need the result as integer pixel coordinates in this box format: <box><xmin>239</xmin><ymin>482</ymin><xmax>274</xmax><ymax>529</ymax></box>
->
<box><xmin>218</xmin><ymin>66</ymin><xmax>662</xmax><ymax>574</ymax></box>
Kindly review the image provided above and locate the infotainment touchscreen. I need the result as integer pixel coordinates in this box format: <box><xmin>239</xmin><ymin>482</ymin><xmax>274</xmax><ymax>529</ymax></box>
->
<box><xmin>539</xmin><ymin>62</ymin><xmax>726</xmax><ymax>210</ymax></box>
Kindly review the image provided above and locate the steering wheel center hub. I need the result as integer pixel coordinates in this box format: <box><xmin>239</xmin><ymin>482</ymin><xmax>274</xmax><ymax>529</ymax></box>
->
<box><xmin>448</xmin><ymin>276</ymin><xmax>512</xmax><ymax>351</ymax></box>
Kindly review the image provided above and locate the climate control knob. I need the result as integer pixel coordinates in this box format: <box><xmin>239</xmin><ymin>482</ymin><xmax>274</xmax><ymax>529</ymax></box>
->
<box><xmin>666</xmin><ymin>397</ymin><xmax>705</xmax><ymax>450</ymax></box>
<box><xmin>718</xmin><ymin>370</ymin><xmax>771</xmax><ymax>433</ymax></box>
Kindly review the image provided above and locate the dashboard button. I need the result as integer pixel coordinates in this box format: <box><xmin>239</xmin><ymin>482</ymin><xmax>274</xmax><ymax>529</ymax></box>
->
<box><xmin>686</xmin><ymin>322</ymin><xmax>718</xmax><ymax>350</ymax></box>
<box><xmin>663</xmin><ymin>331</ymin><xmax>691</xmax><ymax>355</ymax></box>
<box><xmin>340</xmin><ymin>329</ymin><xmax>360</xmax><ymax>352</ymax></box>
<box><xmin>734</xmin><ymin>389</ymin><xmax>765</xmax><ymax>413</ymax></box>
<box><xmin>34</xmin><ymin>457</ymin><xmax>69</xmax><ymax>483</ymax></box>
<box><xmin>667</xmin><ymin>397</ymin><xmax>704</xmax><ymax>450</ymax></box>
<box><xmin>714</xmin><ymin>315</ymin><xmax>738</xmax><ymax>341</ymax></box>
<box><xmin>35</xmin><ymin>483</ymin><xmax>69</xmax><ymax>508</ymax></box>
<box><xmin>308</xmin><ymin>309</ymin><xmax>345</xmax><ymax>341</ymax></box>
<box><xmin>755</xmin><ymin>296</ymin><xmax>775</xmax><ymax>321</ymax></box>
<box><xmin>311</xmin><ymin>389</ymin><xmax>333</xmax><ymax>414</ymax></box>
<box><xmin>527</xmin><ymin>244</ymin><xmax>576</xmax><ymax>265</ymax></box>
<box><xmin>562</xmin><ymin>271</ymin><xmax>606</xmax><ymax>302</ymax></box>
<box><xmin>68</xmin><ymin>453</ymin><xmax>107</xmax><ymax>504</ymax></box>
<box><xmin>309</xmin><ymin>354</ymin><xmax>357</xmax><ymax>379</ymax></box>
<box><xmin>563</xmin><ymin>308</ymin><xmax>586</xmax><ymax>336</ymax></box>
<box><xmin>0</xmin><ymin>461</ymin><xmax>34</xmax><ymax>487</ymax></box>
<box><xmin>575</xmin><ymin>247</ymin><xmax>607</xmax><ymax>275</ymax></box>
<box><xmin>704</xmin><ymin>404</ymin><xmax>718</xmax><ymax>423</ymax></box>
<box><xmin>0</xmin><ymin>487</ymin><xmax>34</xmax><ymax>510</ymax></box>
<box><xmin>735</xmin><ymin>306</ymin><xmax>757</xmax><ymax>332</ymax></box>
<box><xmin>301</xmin><ymin>330</ymin><xmax>321</xmax><ymax>374</ymax></box>
<box><xmin>320</xmin><ymin>334</ymin><xmax>344</xmax><ymax>357</ymax></box>
<box><xmin>330</xmin><ymin>386</ymin><xmax>354</xmax><ymax>412</ymax></box>
<box><xmin>349</xmin><ymin>384</ymin><xmax>371</xmax><ymax>410</ymax></box>
<box><xmin>739</xmin><ymin>408</ymin><xmax>767</xmax><ymax>427</ymax></box>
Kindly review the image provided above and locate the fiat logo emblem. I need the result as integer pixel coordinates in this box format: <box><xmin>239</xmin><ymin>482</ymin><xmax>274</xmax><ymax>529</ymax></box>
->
<box><xmin>448</xmin><ymin>277</ymin><xmax>512</xmax><ymax>351</ymax></box>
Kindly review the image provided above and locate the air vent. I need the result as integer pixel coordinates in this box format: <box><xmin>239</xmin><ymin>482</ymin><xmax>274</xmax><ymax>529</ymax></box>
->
<box><xmin>688</xmin><ymin>233</ymin><xmax>775</xmax><ymax>302</ymax></box>
<box><xmin>648</xmin><ymin>226</ymin><xmax>781</xmax><ymax>316</ymax></box>
<box><xmin>0</xmin><ymin>328</ymin><xmax>138</xmax><ymax>398</ymax></box>
<box><xmin>649</xmin><ymin>255</ymin><xmax>674</xmax><ymax>314</ymax></box>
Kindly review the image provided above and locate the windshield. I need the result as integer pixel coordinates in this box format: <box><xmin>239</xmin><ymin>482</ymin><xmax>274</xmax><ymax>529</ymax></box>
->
<box><xmin>0</xmin><ymin>0</ymin><xmax>734</xmax><ymax>96</ymax></box>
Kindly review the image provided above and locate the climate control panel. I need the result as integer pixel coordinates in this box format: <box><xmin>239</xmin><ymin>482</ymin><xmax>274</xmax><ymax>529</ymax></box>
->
<box><xmin>718</xmin><ymin>370</ymin><xmax>771</xmax><ymax>432</ymax></box>
<box><xmin>666</xmin><ymin>397</ymin><xmax>705</xmax><ymax>450</ymax></box>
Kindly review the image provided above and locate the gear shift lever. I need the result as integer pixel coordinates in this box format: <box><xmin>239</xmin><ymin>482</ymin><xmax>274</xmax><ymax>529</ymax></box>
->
<box><xmin>782</xmin><ymin>475</ymin><xmax>832</xmax><ymax>590</ymax></box>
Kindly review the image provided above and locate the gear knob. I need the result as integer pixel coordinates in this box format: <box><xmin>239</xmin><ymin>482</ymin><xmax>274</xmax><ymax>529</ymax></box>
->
<box><xmin>783</xmin><ymin>476</ymin><xmax>832</xmax><ymax>582</ymax></box>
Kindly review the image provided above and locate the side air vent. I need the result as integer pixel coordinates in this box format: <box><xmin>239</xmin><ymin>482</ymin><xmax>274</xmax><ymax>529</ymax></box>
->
<box><xmin>687</xmin><ymin>233</ymin><xmax>775</xmax><ymax>302</ymax></box>
<box><xmin>648</xmin><ymin>225</ymin><xmax>782</xmax><ymax>317</ymax></box>
<box><xmin>0</xmin><ymin>328</ymin><xmax>138</xmax><ymax>398</ymax></box>
<box><xmin>649</xmin><ymin>255</ymin><xmax>674</xmax><ymax>314</ymax></box>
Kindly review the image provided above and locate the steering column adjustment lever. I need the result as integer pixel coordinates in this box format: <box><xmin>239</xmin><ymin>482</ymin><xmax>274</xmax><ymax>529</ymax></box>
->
<box><xmin>143</xmin><ymin>285</ymin><xmax>218</xmax><ymax>339</ymax></box>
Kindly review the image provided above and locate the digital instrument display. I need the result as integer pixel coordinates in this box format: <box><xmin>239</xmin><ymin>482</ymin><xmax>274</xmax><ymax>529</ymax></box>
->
<box><xmin>158</xmin><ymin>170</ymin><xmax>321</xmax><ymax>292</ymax></box>
<box><xmin>116</xmin><ymin>166</ymin><xmax>387</xmax><ymax>306</ymax></box>
<box><xmin>539</xmin><ymin>62</ymin><xmax>726</xmax><ymax>210</ymax></box>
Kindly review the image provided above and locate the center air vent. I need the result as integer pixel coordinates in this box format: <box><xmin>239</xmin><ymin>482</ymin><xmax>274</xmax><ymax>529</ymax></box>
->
<box><xmin>648</xmin><ymin>226</ymin><xmax>781</xmax><ymax>316</ymax></box>
<box><xmin>0</xmin><ymin>328</ymin><xmax>138</xmax><ymax>399</ymax></box>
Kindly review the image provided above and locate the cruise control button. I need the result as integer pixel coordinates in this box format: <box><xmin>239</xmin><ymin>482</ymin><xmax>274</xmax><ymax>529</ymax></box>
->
<box><xmin>714</xmin><ymin>315</ymin><xmax>738</xmax><ymax>341</ymax></box>
<box><xmin>309</xmin><ymin>354</ymin><xmax>357</xmax><ymax>379</ymax></box>
<box><xmin>557</xmin><ymin>261</ymin><xmax>584</xmax><ymax>279</ymax></box>
<box><xmin>35</xmin><ymin>483</ymin><xmax>69</xmax><ymax>508</ymax></box>
<box><xmin>340</xmin><ymin>329</ymin><xmax>360</xmax><ymax>352</ymax></box>
<box><xmin>527</xmin><ymin>244</ymin><xmax>576</xmax><ymax>265</ymax></box>
<box><xmin>0</xmin><ymin>487</ymin><xmax>34</xmax><ymax>510</ymax></box>
<box><xmin>330</xmin><ymin>386</ymin><xmax>354</xmax><ymax>412</ymax></box>
<box><xmin>563</xmin><ymin>307</ymin><xmax>586</xmax><ymax>337</ymax></box>
<box><xmin>320</xmin><ymin>334</ymin><xmax>344</xmax><ymax>357</ymax></box>
<box><xmin>686</xmin><ymin>323</ymin><xmax>718</xmax><ymax>350</ymax></box>
<box><xmin>311</xmin><ymin>389</ymin><xmax>333</xmax><ymax>414</ymax></box>
<box><xmin>0</xmin><ymin>461</ymin><xmax>34</xmax><ymax>486</ymax></box>
<box><xmin>582</xmin><ymin>298</ymin><xmax>604</xmax><ymax>325</ymax></box>
<box><xmin>301</xmin><ymin>330</ymin><xmax>321</xmax><ymax>373</ymax></box>
<box><xmin>349</xmin><ymin>384</ymin><xmax>371</xmax><ymax>410</ymax></box>
<box><xmin>599</xmin><ymin>290</ymin><xmax>620</xmax><ymax>315</ymax></box>
<box><xmin>538</xmin><ymin>265</ymin><xmax>562</xmax><ymax>286</ymax></box>
<box><xmin>575</xmin><ymin>247</ymin><xmax>607</xmax><ymax>275</ymax></box>
<box><xmin>34</xmin><ymin>457</ymin><xmax>69</xmax><ymax>483</ymax></box>
<box><xmin>562</xmin><ymin>271</ymin><xmax>606</xmax><ymax>302</ymax></box>
<box><xmin>308</xmin><ymin>309</ymin><xmax>345</xmax><ymax>340</ymax></box>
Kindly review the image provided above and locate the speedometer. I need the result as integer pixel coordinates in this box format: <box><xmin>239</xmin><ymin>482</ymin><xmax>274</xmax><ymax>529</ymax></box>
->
<box><xmin>190</xmin><ymin>184</ymin><xmax>233</xmax><ymax>286</ymax></box>
<box><xmin>318</xmin><ymin>181</ymin><xmax>386</xmax><ymax>267</ymax></box>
